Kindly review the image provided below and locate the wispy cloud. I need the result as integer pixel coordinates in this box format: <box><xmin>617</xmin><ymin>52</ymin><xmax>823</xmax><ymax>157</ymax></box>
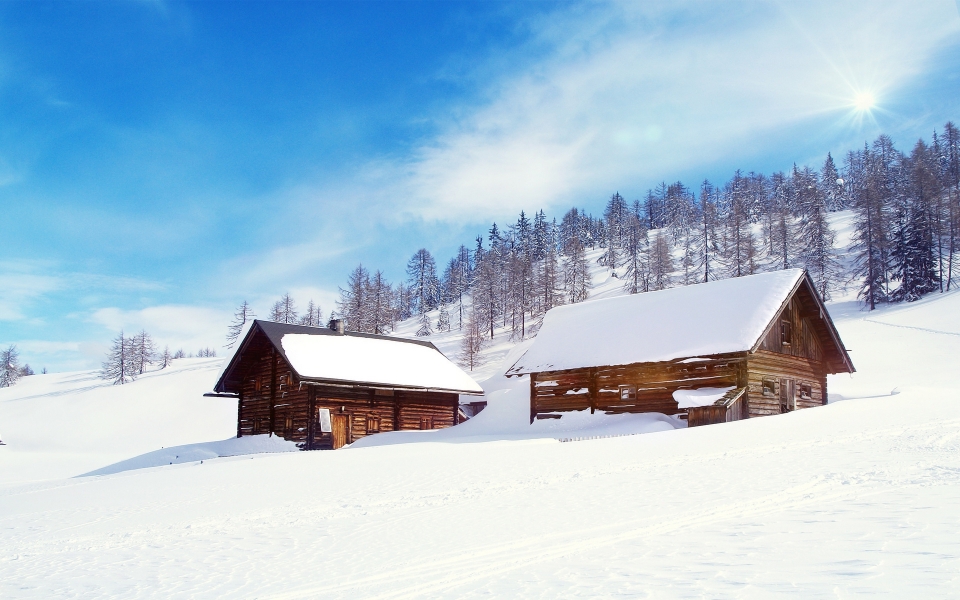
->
<box><xmin>364</xmin><ymin>0</ymin><xmax>960</xmax><ymax>220</ymax></box>
<box><xmin>90</xmin><ymin>304</ymin><xmax>230</xmax><ymax>352</ymax></box>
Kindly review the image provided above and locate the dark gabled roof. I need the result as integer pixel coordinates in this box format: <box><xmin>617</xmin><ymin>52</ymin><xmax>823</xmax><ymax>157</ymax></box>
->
<box><xmin>214</xmin><ymin>320</ymin><xmax>484</xmax><ymax>395</ymax></box>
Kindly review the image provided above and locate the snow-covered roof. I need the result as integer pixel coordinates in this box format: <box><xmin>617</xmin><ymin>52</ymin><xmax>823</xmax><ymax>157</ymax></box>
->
<box><xmin>507</xmin><ymin>269</ymin><xmax>807</xmax><ymax>375</ymax></box>
<box><xmin>216</xmin><ymin>320</ymin><xmax>483</xmax><ymax>395</ymax></box>
<box><xmin>280</xmin><ymin>332</ymin><xmax>483</xmax><ymax>394</ymax></box>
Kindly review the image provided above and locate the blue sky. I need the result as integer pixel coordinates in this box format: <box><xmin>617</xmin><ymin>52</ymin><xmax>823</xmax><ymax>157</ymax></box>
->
<box><xmin>2</xmin><ymin>0</ymin><xmax>959</xmax><ymax>372</ymax></box>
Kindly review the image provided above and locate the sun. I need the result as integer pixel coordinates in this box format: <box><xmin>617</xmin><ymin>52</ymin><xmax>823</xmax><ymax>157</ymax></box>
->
<box><xmin>853</xmin><ymin>91</ymin><xmax>875</xmax><ymax>111</ymax></box>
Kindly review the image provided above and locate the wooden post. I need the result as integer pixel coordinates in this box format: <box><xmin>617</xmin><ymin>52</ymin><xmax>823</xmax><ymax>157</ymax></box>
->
<box><xmin>588</xmin><ymin>368</ymin><xmax>598</xmax><ymax>414</ymax></box>
<box><xmin>394</xmin><ymin>395</ymin><xmax>401</xmax><ymax>431</ymax></box>
<box><xmin>306</xmin><ymin>386</ymin><xmax>316</xmax><ymax>450</ymax></box>
<box><xmin>736</xmin><ymin>359</ymin><xmax>749</xmax><ymax>419</ymax></box>
<box><xmin>236</xmin><ymin>390</ymin><xmax>243</xmax><ymax>438</ymax></box>
<box><xmin>529</xmin><ymin>373</ymin><xmax>537</xmax><ymax>424</ymax></box>
<box><xmin>269</xmin><ymin>349</ymin><xmax>277</xmax><ymax>436</ymax></box>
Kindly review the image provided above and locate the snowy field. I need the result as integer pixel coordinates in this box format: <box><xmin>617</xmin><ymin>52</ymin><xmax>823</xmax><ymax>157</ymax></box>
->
<box><xmin>2</xmin><ymin>210</ymin><xmax>960</xmax><ymax>597</ymax></box>
<box><xmin>2</xmin><ymin>287</ymin><xmax>960</xmax><ymax>597</ymax></box>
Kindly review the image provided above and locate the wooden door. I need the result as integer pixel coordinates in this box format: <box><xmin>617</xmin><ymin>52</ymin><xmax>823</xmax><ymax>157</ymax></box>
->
<box><xmin>779</xmin><ymin>379</ymin><xmax>795</xmax><ymax>413</ymax></box>
<box><xmin>332</xmin><ymin>414</ymin><xmax>350</xmax><ymax>449</ymax></box>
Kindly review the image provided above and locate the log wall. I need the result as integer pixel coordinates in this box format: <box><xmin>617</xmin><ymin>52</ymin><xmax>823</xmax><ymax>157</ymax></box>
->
<box><xmin>235</xmin><ymin>331</ymin><xmax>459</xmax><ymax>449</ymax></box>
<box><xmin>531</xmin><ymin>356</ymin><xmax>745</xmax><ymax>419</ymax></box>
<box><xmin>744</xmin><ymin>350</ymin><xmax>826</xmax><ymax>418</ymax></box>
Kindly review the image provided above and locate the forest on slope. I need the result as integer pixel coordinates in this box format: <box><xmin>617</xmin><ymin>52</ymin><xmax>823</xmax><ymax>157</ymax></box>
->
<box><xmin>235</xmin><ymin>123</ymin><xmax>960</xmax><ymax>367</ymax></box>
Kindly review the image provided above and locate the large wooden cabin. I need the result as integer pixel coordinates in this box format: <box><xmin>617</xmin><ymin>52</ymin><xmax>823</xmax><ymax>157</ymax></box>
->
<box><xmin>505</xmin><ymin>269</ymin><xmax>854</xmax><ymax>427</ymax></box>
<box><xmin>212</xmin><ymin>320</ymin><xmax>483</xmax><ymax>449</ymax></box>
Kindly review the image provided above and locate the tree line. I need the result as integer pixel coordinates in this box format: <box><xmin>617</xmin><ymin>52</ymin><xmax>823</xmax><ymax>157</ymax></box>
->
<box><xmin>99</xmin><ymin>330</ymin><xmax>215</xmax><ymax>385</ymax></box>
<box><xmin>227</xmin><ymin>122</ymin><xmax>958</xmax><ymax>370</ymax></box>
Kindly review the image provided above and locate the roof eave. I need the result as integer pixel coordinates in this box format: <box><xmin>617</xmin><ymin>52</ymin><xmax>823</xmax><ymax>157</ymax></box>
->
<box><xmin>300</xmin><ymin>377</ymin><xmax>484</xmax><ymax>396</ymax></box>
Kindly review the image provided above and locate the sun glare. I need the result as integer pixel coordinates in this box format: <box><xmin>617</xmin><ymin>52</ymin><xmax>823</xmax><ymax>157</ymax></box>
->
<box><xmin>853</xmin><ymin>91</ymin><xmax>875</xmax><ymax>111</ymax></box>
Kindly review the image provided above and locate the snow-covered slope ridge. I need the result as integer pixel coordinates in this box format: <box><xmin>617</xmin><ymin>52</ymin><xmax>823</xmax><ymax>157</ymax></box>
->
<box><xmin>0</xmin><ymin>358</ymin><xmax>237</xmax><ymax>485</ymax></box>
<box><xmin>508</xmin><ymin>268</ymin><xmax>804</xmax><ymax>374</ymax></box>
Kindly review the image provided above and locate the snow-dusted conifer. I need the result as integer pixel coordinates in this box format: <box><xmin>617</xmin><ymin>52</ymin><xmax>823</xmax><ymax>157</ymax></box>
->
<box><xmin>299</xmin><ymin>300</ymin><xmax>323</xmax><ymax>327</ymax></box>
<box><xmin>101</xmin><ymin>332</ymin><xmax>134</xmax><ymax>385</ymax></box>
<box><xmin>159</xmin><ymin>346</ymin><xmax>173</xmax><ymax>369</ymax></box>
<box><xmin>458</xmin><ymin>309</ymin><xmax>485</xmax><ymax>371</ymax></box>
<box><xmin>406</xmin><ymin>249</ymin><xmax>439</xmax><ymax>315</ymax></box>
<box><xmin>226</xmin><ymin>300</ymin><xmax>256</xmax><ymax>348</ymax></box>
<box><xmin>270</xmin><ymin>294</ymin><xmax>298</xmax><ymax>324</ymax></box>
<box><xmin>130</xmin><ymin>330</ymin><xmax>157</xmax><ymax>375</ymax></box>
<box><xmin>0</xmin><ymin>345</ymin><xmax>22</xmax><ymax>388</ymax></box>
<box><xmin>563</xmin><ymin>234</ymin><xmax>591</xmax><ymax>304</ymax></box>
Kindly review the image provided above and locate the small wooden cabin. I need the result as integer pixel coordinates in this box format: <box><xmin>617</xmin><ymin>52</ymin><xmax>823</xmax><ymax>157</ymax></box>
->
<box><xmin>505</xmin><ymin>269</ymin><xmax>854</xmax><ymax>427</ymax></box>
<box><xmin>212</xmin><ymin>320</ymin><xmax>484</xmax><ymax>449</ymax></box>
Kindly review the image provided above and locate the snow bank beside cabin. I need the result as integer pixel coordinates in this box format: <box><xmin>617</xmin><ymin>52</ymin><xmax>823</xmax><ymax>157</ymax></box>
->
<box><xmin>83</xmin><ymin>435</ymin><xmax>298</xmax><ymax>476</ymax></box>
<box><xmin>351</xmin><ymin>342</ymin><xmax>685</xmax><ymax>449</ymax></box>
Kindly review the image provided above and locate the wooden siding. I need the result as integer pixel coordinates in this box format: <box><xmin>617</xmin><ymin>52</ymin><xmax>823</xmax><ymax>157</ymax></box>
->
<box><xmin>687</xmin><ymin>387</ymin><xmax>747</xmax><ymax>427</ymax></box>
<box><xmin>531</xmin><ymin>356</ymin><xmax>746</xmax><ymax>420</ymax></box>
<box><xmin>758</xmin><ymin>293</ymin><xmax>824</xmax><ymax>362</ymax></box>
<box><xmin>234</xmin><ymin>329</ymin><xmax>459</xmax><ymax>449</ymax></box>
<box><xmin>745</xmin><ymin>350</ymin><xmax>826</xmax><ymax>418</ymax></box>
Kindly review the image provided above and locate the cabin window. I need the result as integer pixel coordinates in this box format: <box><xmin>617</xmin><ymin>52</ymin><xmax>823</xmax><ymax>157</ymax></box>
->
<box><xmin>254</xmin><ymin>377</ymin><xmax>262</xmax><ymax>392</ymax></box>
<box><xmin>781</xmin><ymin>320</ymin><xmax>793</xmax><ymax>345</ymax></box>
<box><xmin>619</xmin><ymin>385</ymin><xmax>637</xmax><ymax>401</ymax></box>
<box><xmin>366</xmin><ymin>416</ymin><xmax>381</xmax><ymax>434</ymax></box>
<box><xmin>284</xmin><ymin>417</ymin><xmax>293</xmax><ymax>437</ymax></box>
<box><xmin>800</xmin><ymin>383</ymin><xmax>812</xmax><ymax>400</ymax></box>
<box><xmin>317</xmin><ymin>408</ymin><xmax>332</xmax><ymax>433</ymax></box>
<box><xmin>420</xmin><ymin>416</ymin><xmax>434</xmax><ymax>430</ymax></box>
<box><xmin>762</xmin><ymin>379</ymin><xmax>776</xmax><ymax>396</ymax></box>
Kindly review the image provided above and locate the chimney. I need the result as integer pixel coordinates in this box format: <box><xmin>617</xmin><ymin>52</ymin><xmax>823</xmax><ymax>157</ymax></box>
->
<box><xmin>329</xmin><ymin>319</ymin><xmax>345</xmax><ymax>335</ymax></box>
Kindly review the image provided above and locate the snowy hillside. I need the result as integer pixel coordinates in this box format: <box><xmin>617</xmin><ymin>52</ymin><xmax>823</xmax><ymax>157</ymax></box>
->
<box><xmin>0</xmin><ymin>358</ymin><xmax>237</xmax><ymax>485</ymax></box>
<box><xmin>2</xmin><ymin>285</ymin><xmax>960</xmax><ymax>597</ymax></box>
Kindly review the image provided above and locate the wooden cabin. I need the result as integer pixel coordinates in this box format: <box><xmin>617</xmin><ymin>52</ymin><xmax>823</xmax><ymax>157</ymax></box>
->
<box><xmin>212</xmin><ymin>320</ymin><xmax>484</xmax><ymax>449</ymax></box>
<box><xmin>505</xmin><ymin>269</ymin><xmax>854</xmax><ymax>427</ymax></box>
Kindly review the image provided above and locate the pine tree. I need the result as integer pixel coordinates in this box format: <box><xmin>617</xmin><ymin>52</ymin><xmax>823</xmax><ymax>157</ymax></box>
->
<box><xmin>601</xmin><ymin>192</ymin><xmax>627</xmax><ymax>269</ymax></box>
<box><xmin>338</xmin><ymin>264</ymin><xmax>370</xmax><ymax>332</ymax></box>
<box><xmin>436</xmin><ymin>304</ymin><xmax>451</xmax><ymax>333</ymax></box>
<box><xmin>130</xmin><ymin>330</ymin><xmax>157</xmax><ymax>375</ymax></box>
<box><xmin>722</xmin><ymin>170</ymin><xmax>759</xmax><ymax>277</ymax></box>
<box><xmin>849</xmin><ymin>140</ymin><xmax>895</xmax><ymax>309</ymax></box>
<box><xmin>798</xmin><ymin>176</ymin><xmax>841</xmax><ymax>301</ymax></box>
<box><xmin>226</xmin><ymin>300</ymin><xmax>256</xmax><ymax>348</ymax></box>
<box><xmin>298</xmin><ymin>300</ymin><xmax>323</xmax><ymax>327</ymax></box>
<box><xmin>406</xmin><ymin>249</ymin><xmax>439</xmax><ymax>315</ymax></box>
<box><xmin>270</xmin><ymin>294</ymin><xmax>298</xmax><ymax>324</ymax></box>
<box><xmin>101</xmin><ymin>332</ymin><xmax>134</xmax><ymax>385</ymax></box>
<box><xmin>367</xmin><ymin>270</ymin><xmax>394</xmax><ymax>334</ymax></box>
<box><xmin>821</xmin><ymin>152</ymin><xmax>845</xmax><ymax>211</ymax></box>
<box><xmin>173</xmin><ymin>348</ymin><xmax>186</xmax><ymax>359</ymax></box>
<box><xmin>563</xmin><ymin>234</ymin><xmax>591</xmax><ymax>303</ymax></box>
<box><xmin>458</xmin><ymin>309</ymin><xmax>486</xmax><ymax>371</ymax></box>
<box><xmin>649</xmin><ymin>230</ymin><xmax>673</xmax><ymax>291</ymax></box>
<box><xmin>890</xmin><ymin>139</ymin><xmax>941</xmax><ymax>301</ymax></box>
<box><xmin>692</xmin><ymin>180</ymin><xmax>721</xmax><ymax>282</ymax></box>
<box><xmin>416</xmin><ymin>310</ymin><xmax>433</xmax><ymax>337</ymax></box>
<box><xmin>0</xmin><ymin>345</ymin><xmax>21</xmax><ymax>388</ymax></box>
<box><xmin>159</xmin><ymin>346</ymin><xmax>173</xmax><ymax>369</ymax></box>
<box><xmin>622</xmin><ymin>213</ymin><xmax>650</xmax><ymax>294</ymax></box>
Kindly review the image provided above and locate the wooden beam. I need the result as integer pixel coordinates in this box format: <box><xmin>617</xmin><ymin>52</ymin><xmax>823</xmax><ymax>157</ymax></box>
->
<box><xmin>269</xmin><ymin>348</ymin><xmax>277</xmax><ymax>436</ymax></box>
<box><xmin>236</xmin><ymin>390</ymin><xmax>243</xmax><ymax>438</ymax></box>
<box><xmin>306</xmin><ymin>386</ymin><xmax>316</xmax><ymax>450</ymax></box>
<box><xmin>529</xmin><ymin>373</ymin><xmax>537</xmax><ymax>424</ymax></box>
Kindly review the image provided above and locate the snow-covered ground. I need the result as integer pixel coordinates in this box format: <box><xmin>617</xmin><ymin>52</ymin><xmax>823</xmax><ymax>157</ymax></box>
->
<box><xmin>2</xmin><ymin>211</ymin><xmax>960</xmax><ymax>597</ymax></box>
<box><xmin>0</xmin><ymin>358</ymin><xmax>237</xmax><ymax>485</ymax></box>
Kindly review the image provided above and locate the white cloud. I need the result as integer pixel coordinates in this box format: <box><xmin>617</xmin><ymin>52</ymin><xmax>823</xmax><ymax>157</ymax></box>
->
<box><xmin>0</xmin><ymin>264</ymin><xmax>61</xmax><ymax>321</ymax></box>
<box><xmin>385</xmin><ymin>0</ymin><xmax>960</xmax><ymax>219</ymax></box>
<box><xmin>90</xmin><ymin>305</ymin><xmax>231</xmax><ymax>353</ymax></box>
